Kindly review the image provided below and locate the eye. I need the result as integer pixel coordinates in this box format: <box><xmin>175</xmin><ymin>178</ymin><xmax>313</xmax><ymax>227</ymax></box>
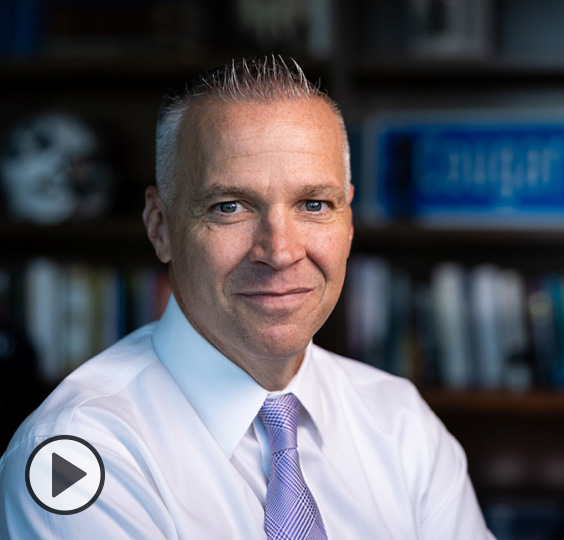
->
<box><xmin>304</xmin><ymin>200</ymin><xmax>325</xmax><ymax>212</ymax></box>
<box><xmin>215</xmin><ymin>201</ymin><xmax>241</xmax><ymax>213</ymax></box>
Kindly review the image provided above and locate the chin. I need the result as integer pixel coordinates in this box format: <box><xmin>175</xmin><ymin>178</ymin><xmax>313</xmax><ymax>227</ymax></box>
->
<box><xmin>246</xmin><ymin>324</ymin><xmax>313</xmax><ymax>361</ymax></box>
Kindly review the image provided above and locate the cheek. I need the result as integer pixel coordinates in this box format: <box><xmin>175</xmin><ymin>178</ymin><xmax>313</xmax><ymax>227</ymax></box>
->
<box><xmin>187</xmin><ymin>228</ymin><xmax>252</xmax><ymax>290</ymax></box>
<box><xmin>307</xmin><ymin>226</ymin><xmax>351</xmax><ymax>278</ymax></box>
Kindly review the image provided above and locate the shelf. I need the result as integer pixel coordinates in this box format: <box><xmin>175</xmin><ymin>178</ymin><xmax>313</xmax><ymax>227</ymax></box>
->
<box><xmin>353</xmin><ymin>56</ymin><xmax>564</xmax><ymax>86</ymax></box>
<box><xmin>0</xmin><ymin>53</ymin><xmax>331</xmax><ymax>86</ymax></box>
<box><xmin>422</xmin><ymin>389</ymin><xmax>564</xmax><ymax>417</ymax></box>
<box><xmin>0</xmin><ymin>52</ymin><xmax>226</xmax><ymax>83</ymax></box>
<box><xmin>0</xmin><ymin>218</ymin><xmax>155</xmax><ymax>263</ymax></box>
<box><xmin>351</xmin><ymin>223</ymin><xmax>564</xmax><ymax>272</ymax></box>
<box><xmin>423</xmin><ymin>389</ymin><xmax>564</xmax><ymax>495</ymax></box>
<box><xmin>353</xmin><ymin>222</ymin><xmax>564</xmax><ymax>249</ymax></box>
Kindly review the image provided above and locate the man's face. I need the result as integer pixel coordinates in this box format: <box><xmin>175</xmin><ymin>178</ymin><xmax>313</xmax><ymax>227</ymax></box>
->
<box><xmin>161</xmin><ymin>98</ymin><xmax>353</xmax><ymax>383</ymax></box>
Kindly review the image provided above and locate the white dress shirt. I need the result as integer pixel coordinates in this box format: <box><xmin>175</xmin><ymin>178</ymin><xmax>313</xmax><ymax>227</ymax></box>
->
<box><xmin>0</xmin><ymin>295</ymin><xmax>495</xmax><ymax>539</ymax></box>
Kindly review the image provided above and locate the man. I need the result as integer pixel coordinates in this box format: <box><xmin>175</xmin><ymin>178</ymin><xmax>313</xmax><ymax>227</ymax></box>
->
<box><xmin>0</xmin><ymin>57</ymin><xmax>494</xmax><ymax>538</ymax></box>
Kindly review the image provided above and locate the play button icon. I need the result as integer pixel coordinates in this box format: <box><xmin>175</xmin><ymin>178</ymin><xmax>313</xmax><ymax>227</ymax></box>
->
<box><xmin>52</xmin><ymin>452</ymin><xmax>88</xmax><ymax>497</ymax></box>
<box><xmin>25</xmin><ymin>435</ymin><xmax>105</xmax><ymax>514</ymax></box>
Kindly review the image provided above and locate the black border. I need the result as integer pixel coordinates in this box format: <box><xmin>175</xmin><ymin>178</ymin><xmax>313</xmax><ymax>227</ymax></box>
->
<box><xmin>24</xmin><ymin>435</ymin><xmax>105</xmax><ymax>515</ymax></box>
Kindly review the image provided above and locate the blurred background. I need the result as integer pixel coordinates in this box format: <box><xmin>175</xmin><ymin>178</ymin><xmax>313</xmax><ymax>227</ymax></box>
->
<box><xmin>2</xmin><ymin>0</ymin><xmax>564</xmax><ymax>537</ymax></box>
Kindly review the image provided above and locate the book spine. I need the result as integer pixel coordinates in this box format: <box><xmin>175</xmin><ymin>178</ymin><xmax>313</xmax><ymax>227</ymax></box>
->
<box><xmin>25</xmin><ymin>259</ymin><xmax>65</xmax><ymax>382</ymax></box>
<box><xmin>470</xmin><ymin>265</ymin><xmax>505</xmax><ymax>388</ymax></box>
<box><xmin>431</xmin><ymin>263</ymin><xmax>472</xmax><ymax>388</ymax></box>
<box><xmin>346</xmin><ymin>256</ymin><xmax>391</xmax><ymax>367</ymax></box>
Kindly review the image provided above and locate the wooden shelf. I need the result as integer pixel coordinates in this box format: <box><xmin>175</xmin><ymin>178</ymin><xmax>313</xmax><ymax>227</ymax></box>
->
<box><xmin>0</xmin><ymin>53</ymin><xmax>331</xmax><ymax>86</ymax></box>
<box><xmin>0</xmin><ymin>217</ymin><xmax>155</xmax><ymax>263</ymax></box>
<box><xmin>354</xmin><ymin>56</ymin><xmax>564</xmax><ymax>86</ymax></box>
<box><xmin>0</xmin><ymin>52</ymin><xmax>226</xmax><ymax>83</ymax></box>
<box><xmin>352</xmin><ymin>223</ymin><xmax>564</xmax><ymax>273</ymax></box>
<box><xmin>354</xmin><ymin>222</ymin><xmax>564</xmax><ymax>249</ymax></box>
<box><xmin>422</xmin><ymin>389</ymin><xmax>564</xmax><ymax>416</ymax></box>
<box><xmin>422</xmin><ymin>390</ymin><xmax>564</xmax><ymax>495</ymax></box>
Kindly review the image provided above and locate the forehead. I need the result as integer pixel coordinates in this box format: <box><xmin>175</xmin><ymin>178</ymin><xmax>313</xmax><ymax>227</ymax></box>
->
<box><xmin>179</xmin><ymin>97</ymin><xmax>344</xmax><ymax>177</ymax></box>
<box><xmin>205</xmin><ymin>97</ymin><xmax>340</xmax><ymax>133</ymax></box>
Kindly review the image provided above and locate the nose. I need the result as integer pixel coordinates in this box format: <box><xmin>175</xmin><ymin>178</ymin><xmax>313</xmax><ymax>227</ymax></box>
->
<box><xmin>248</xmin><ymin>208</ymin><xmax>306</xmax><ymax>270</ymax></box>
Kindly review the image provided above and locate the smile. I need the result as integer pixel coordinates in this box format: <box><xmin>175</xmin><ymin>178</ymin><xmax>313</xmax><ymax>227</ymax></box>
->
<box><xmin>241</xmin><ymin>288</ymin><xmax>312</xmax><ymax>296</ymax></box>
<box><xmin>238</xmin><ymin>289</ymin><xmax>313</xmax><ymax>310</ymax></box>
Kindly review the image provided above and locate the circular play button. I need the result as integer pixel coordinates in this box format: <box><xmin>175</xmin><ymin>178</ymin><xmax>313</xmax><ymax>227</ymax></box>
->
<box><xmin>25</xmin><ymin>435</ymin><xmax>105</xmax><ymax>515</ymax></box>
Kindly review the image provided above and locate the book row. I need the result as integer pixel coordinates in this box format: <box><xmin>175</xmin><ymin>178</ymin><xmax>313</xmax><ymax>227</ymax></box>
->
<box><xmin>0</xmin><ymin>0</ymin><xmax>332</xmax><ymax>60</ymax></box>
<box><xmin>6</xmin><ymin>253</ymin><xmax>564</xmax><ymax>390</ymax></box>
<box><xmin>345</xmin><ymin>255</ymin><xmax>564</xmax><ymax>390</ymax></box>
<box><xmin>0</xmin><ymin>259</ymin><xmax>170</xmax><ymax>383</ymax></box>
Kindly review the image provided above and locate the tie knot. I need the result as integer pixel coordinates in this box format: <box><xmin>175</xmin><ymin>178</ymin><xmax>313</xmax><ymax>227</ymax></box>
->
<box><xmin>259</xmin><ymin>393</ymin><xmax>300</xmax><ymax>454</ymax></box>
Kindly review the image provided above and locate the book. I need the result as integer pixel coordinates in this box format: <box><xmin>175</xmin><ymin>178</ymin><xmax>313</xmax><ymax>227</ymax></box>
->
<box><xmin>431</xmin><ymin>263</ymin><xmax>472</xmax><ymax>388</ymax></box>
<box><xmin>25</xmin><ymin>258</ymin><xmax>66</xmax><ymax>382</ymax></box>
<box><xmin>306</xmin><ymin>0</ymin><xmax>332</xmax><ymax>59</ymax></box>
<box><xmin>370</xmin><ymin>114</ymin><xmax>564</xmax><ymax>226</ymax></box>
<box><xmin>346</xmin><ymin>256</ymin><xmax>391</xmax><ymax>368</ymax></box>
<box><xmin>469</xmin><ymin>265</ymin><xmax>504</xmax><ymax>388</ymax></box>
<box><xmin>386</xmin><ymin>270</ymin><xmax>413</xmax><ymax>379</ymax></box>
<box><xmin>542</xmin><ymin>274</ymin><xmax>564</xmax><ymax>388</ymax></box>
<box><xmin>65</xmin><ymin>264</ymin><xmax>95</xmax><ymax>372</ymax></box>
<box><xmin>405</xmin><ymin>0</ymin><xmax>492</xmax><ymax>59</ymax></box>
<box><xmin>528</xmin><ymin>279</ymin><xmax>559</xmax><ymax>387</ymax></box>
<box><xmin>413</xmin><ymin>283</ymin><xmax>440</xmax><ymax>385</ymax></box>
<box><xmin>497</xmin><ymin>270</ymin><xmax>532</xmax><ymax>391</ymax></box>
<box><xmin>0</xmin><ymin>0</ymin><xmax>45</xmax><ymax>58</ymax></box>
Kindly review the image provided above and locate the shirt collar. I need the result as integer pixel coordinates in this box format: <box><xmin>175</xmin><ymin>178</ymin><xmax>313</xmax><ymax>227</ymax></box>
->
<box><xmin>271</xmin><ymin>344</ymin><xmax>325</xmax><ymax>449</ymax></box>
<box><xmin>152</xmin><ymin>295</ymin><xmax>325</xmax><ymax>457</ymax></box>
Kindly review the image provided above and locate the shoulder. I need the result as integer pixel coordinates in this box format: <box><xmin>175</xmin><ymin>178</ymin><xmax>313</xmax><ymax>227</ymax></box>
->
<box><xmin>311</xmin><ymin>344</ymin><xmax>425</xmax><ymax>410</ymax></box>
<box><xmin>0</xmin><ymin>323</ymin><xmax>189</xmax><ymax>539</ymax></box>
<box><xmin>309</xmin><ymin>343</ymin><xmax>444</xmax><ymax>451</ymax></box>
<box><xmin>309</xmin><ymin>345</ymin><xmax>469</xmax><ymax>503</ymax></box>
<box><xmin>1</xmin><ymin>323</ymin><xmax>165</xmax><ymax>460</ymax></box>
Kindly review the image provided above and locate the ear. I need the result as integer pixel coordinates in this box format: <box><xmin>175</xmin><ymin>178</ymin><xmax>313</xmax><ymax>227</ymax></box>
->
<box><xmin>143</xmin><ymin>186</ymin><xmax>172</xmax><ymax>264</ymax></box>
<box><xmin>347</xmin><ymin>184</ymin><xmax>355</xmax><ymax>247</ymax></box>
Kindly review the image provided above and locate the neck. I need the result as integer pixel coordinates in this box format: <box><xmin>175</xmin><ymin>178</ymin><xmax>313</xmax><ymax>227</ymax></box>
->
<box><xmin>204</xmin><ymin>334</ymin><xmax>305</xmax><ymax>390</ymax></box>
<box><xmin>241</xmin><ymin>353</ymin><xmax>304</xmax><ymax>391</ymax></box>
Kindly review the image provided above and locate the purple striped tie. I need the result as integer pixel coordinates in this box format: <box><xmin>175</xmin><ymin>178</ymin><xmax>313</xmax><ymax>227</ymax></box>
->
<box><xmin>259</xmin><ymin>393</ymin><xmax>328</xmax><ymax>540</ymax></box>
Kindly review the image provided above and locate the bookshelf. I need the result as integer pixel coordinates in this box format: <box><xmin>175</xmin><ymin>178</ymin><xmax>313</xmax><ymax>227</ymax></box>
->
<box><xmin>3</xmin><ymin>0</ymin><xmax>564</xmax><ymax>534</ymax></box>
<box><xmin>331</xmin><ymin>6</ymin><xmax>564</xmax><ymax>531</ymax></box>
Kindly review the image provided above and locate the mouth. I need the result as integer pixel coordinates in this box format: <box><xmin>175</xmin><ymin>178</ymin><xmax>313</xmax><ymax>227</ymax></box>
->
<box><xmin>240</xmin><ymin>288</ymin><xmax>312</xmax><ymax>297</ymax></box>
<box><xmin>238</xmin><ymin>288</ymin><xmax>314</xmax><ymax>311</ymax></box>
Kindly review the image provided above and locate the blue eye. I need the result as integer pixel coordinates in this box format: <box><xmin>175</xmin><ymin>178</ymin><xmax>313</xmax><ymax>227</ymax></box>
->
<box><xmin>305</xmin><ymin>200</ymin><xmax>323</xmax><ymax>212</ymax></box>
<box><xmin>218</xmin><ymin>201</ymin><xmax>239</xmax><ymax>213</ymax></box>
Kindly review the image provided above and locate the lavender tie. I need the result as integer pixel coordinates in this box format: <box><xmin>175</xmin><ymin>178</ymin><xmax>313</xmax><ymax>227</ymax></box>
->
<box><xmin>259</xmin><ymin>393</ymin><xmax>328</xmax><ymax>540</ymax></box>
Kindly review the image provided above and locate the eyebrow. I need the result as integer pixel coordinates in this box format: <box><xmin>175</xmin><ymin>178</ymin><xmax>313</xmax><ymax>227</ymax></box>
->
<box><xmin>191</xmin><ymin>185</ymin><xmax>258</xmax><ymax>210</ymax></box>
<box><xmin>191</xmin><ymin>182</ymin><xmax>347</xmax><ymax>209</ymax></box>
<box><xmin>297</xmin><ymin>183</ymin><xmax>347</xmax><ymax>201</ymax></box>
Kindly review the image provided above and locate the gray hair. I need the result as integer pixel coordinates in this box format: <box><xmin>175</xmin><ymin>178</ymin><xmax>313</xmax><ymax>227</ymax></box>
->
<box><xmin>155</xmin><ymin>56</ymin><xmax>351</xmax><ymax>208</ymax></box>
